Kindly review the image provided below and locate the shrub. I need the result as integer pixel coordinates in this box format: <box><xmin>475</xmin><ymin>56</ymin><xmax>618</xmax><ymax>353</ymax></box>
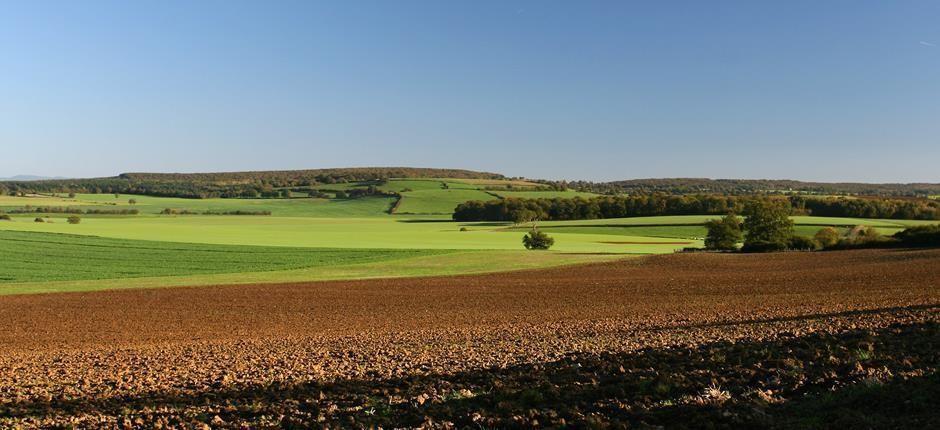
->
<box><xmin>814</xmin><ymin>227</ymin><xmax>841</xmax><ymax>248</ymax></box>
<box><xmin>128</xmin><ymin>199</ymin><xmax>137</xmax><ymax>205</ymax></box>
<box><xmin>67</xmin><ymin>215</ymin><xmax>81</xmax><ymax>224</ymax></box>
<box><xmin>740</xmin><ymin>240</ymin><xmax>788</xmax><ymax>253</ymax></box>
<box><xmin>522</xmin><ymin>229</ymin><xmax>554</xmax><ymax>250</ymax></box>
<box><xmin>788</xmin><ymin>235</ymin><xmax>820</xmax><ymax>251</ymax></box>
<box><xmin>459</xmin><ymin>227</ymin><xmax>468</xmax><ymax>232</ymax></box>
<box><xmin>67</xmin><ymin>192</ymin><xmax>76</xmax><ymax>198</ymax></box>
<box><xmin>34</xmin><ymin>217</ymin><xmax>44</xmax><ymax>223</ymax></box>
<box><xmin>704</xmin><ymin>214</ymin><xmax>742</xmax><ymax>251</ymax></box>
<box><xmin>0</xmin><ymin>214</ymin><xmax>11</xmax><ymax>221</ymax></box>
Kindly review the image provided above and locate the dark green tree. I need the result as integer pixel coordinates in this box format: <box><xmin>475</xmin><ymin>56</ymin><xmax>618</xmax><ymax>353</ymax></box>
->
<box><xmin>703</xmin><ymin>214</ymin><xmax>742</xmax><ymax>250</ymax></box>
<box><xmin>67</xmin><ymin>215</ymin><xmax>81</xmax><ymax>224</ymax></box>
<box><xmin>522</xmin><ymin>228</ymin><xmax>554</xmax><ymax>250</ymax></box>
<box><xmin>742</xmin><ymin>200</ymin><xmax>794</xmax><ymax>250</ymax></box>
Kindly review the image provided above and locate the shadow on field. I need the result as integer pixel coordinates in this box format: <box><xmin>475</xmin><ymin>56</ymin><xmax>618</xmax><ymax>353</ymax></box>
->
<box><xmin>4</xmin><ymin>318</ymin><xmax>938</xmax><ymax>428</ymax></box>
<box><xmin>683</xmin><ymin>303</ymin><xmax>940</xmax><ymax>330</ymax></box>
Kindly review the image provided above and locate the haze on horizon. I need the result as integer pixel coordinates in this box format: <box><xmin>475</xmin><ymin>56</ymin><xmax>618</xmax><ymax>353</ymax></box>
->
<box><xmin>2</xmin><ymin>1</ymin><xmax>938</xmax><ymax>183</ymax></box>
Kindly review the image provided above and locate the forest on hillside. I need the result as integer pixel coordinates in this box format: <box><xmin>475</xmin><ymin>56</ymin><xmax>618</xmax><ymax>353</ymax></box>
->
<box><xmin>0</xmin><ymin>167</ymin><xmax>505</xmax><ymax>199</ymax></box>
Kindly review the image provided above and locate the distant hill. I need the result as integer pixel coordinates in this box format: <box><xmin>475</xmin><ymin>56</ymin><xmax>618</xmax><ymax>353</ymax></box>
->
<box><xmin>118</xmin><ymin>167</ymin><xmax>505</xmax><ymax>183</ymax></box>
<box><xmin>0</xmin><ymin>167</ymin><xmax>507</xmax><ymax>199</ymax></box>
<box><xmin>3</xmin><ymin>168</ymin><xmax>939</xmax><ymax>199</ymax></box>
<box><xmin>0</xmin><ymin>175</ymin><xmax>67</xmax><ymax>181</ymax></box>
<box><xmin>603</xmin><ymin>178</ymin><xmax>940</xmax><ymax>197</ymax></box>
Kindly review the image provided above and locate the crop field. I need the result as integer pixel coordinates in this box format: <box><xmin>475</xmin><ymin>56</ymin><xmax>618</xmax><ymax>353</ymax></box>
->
<box><xmin>0</xmin><ymin>193</ymin><xmax>397</xmax><ymax>217</ymax></box>
<box><xmin>0</xmin><ymin>230</ymin><xmax>447</xmax><ymax>284</ymax></box>
<box><xmin>3</xmin><ymin>190</ymin><xmax>937</xmax><ymax>296</ymax></box>
<box><xmin>1</xmin><ymin>248</ymin><xmax>937</xmax><ymax>428</ymax></box>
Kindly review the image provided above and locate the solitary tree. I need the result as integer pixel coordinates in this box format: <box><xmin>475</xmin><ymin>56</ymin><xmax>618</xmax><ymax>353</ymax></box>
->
<box><xmin>523</xmin><ymin>228</ymin><xmax>554</xmax><ymax>250</ymax></box>
<box><xmin>742</xmin><ymin>200</ymin><xmax>794</xmax><ymax>251</ymax></box>
<box><xmin>67</xmin><ymin>215</ymin><xmax>81</xmax><ymax>224</ymax></box>
<box><xmin>128</xmin><ymin>198</ymin><xmax>137</xmax><ymax>205</ymax></box>
<box><xmin>704</xmin><ymin>214</ymin><xmax>742</xmax><ymax>251</ymax></box>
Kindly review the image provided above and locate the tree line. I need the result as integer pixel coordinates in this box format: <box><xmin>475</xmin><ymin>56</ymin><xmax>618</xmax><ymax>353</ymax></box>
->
<box><xmin>0</xmin><ymin>206</ymin><xmax>139</xmax><ymax>215</ymax></box>
<box><xmin>527</xmin><ymin>178</ymin><xmax>940</xmax><ymax>197</ymax></box>
<box><xmin>452</xmin><ymin>194</ymin><xmax>940</xmax><ymax>222</ymax></box>
<box><xmin>705</xmin><ymin>202</ymin><xmax>940</xmax><ymax>253</ymax></box>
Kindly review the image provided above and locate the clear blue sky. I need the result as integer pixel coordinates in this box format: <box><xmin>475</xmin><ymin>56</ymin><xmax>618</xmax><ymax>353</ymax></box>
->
<box><xmin>2</xmin><ymin>1</ymin><xmax>938</xmax><ymax>182</ymax></box>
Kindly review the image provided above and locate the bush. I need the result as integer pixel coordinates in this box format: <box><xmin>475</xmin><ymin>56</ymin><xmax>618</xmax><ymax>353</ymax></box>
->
<box><xmin>0</xmin><ymin>214</ymin><xmax>11</xmax><ymax>221</ymax></box>
<box><xmin>894</xmin><ymin>224</ymin><xmax>940</xmax><ymax>246</ymax></box>
<box><xmin>704</xmin><ymin>214</ymin><xmax>742</xmax><ymax>251</ymax></box>
<box><xmin>814</xmin><ymin>227</ymin><xmax>841</xmax><ymax>248</ymax></box>
<box><xmin>522</xmin><ymin>229</ymin><xmax>554</xmax><ymax>250</ymax></box>
<box><xmin>67</xmin><ymin>215</ymin><xmax>81</xmax><ymax>224</ymax></box>
<box><xmin>459</xmin><ymin>227</ymin><xmax>468</xmax><ymax>232</ymax></box>
<box><xmin>128</xmin><ymin>199</ymin><xmax>137</xmax><ymax>205</ymax></box>
<box><xmin>34</xmin><ymin>217</ymin><xmax>44</xmax><ymax>223</ymax></box>
<box><xmin>740</xmin><ymin>240</ymin><xmax>788</xmax><ymax>253</ymax></box>
<box><xmin>788</xmin><ymin>235</ymin><xmax>820</xmax><ymax>251</ymax></box>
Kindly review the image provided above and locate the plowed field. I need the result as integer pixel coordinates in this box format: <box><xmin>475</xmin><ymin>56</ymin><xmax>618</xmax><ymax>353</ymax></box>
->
<box><xmin>1</xmin><ymin>249</ymin><xmax>938</xmax><ymax>428</ymax></box>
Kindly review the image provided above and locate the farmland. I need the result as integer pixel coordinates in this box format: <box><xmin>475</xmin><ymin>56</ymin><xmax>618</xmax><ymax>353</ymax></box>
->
<box><xmin>2</xmin><ymin>173</ymin><xmax>940</xmax><ymax>427</ymax></box>
<box><xmin>3</xmin><ymin>186</ymin><xmax>940</xmax><ymax>295</ymax></box>
<box><xmin>1</xmin><ymin>248</ymin><xmax>937</xmax><ymax>427</ymax></box>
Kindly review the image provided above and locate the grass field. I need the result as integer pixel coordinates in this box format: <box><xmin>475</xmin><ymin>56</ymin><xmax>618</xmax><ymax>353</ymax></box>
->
<box><xmin>0</xmin><ymin>214</ymin><xmax>697</xmax><ymax>253</ymax></box>
<box><xmin>0</xmin><ymin>193</ymin><xmax>397</xmax><ymax>217</ymax></box>
<box><xmin>0</xmin><ymin>230</ymin><xmax>445</xmax><ymax>284</ymax></box>
<box><xmin>394</xmin><ymin>188</ymin><xmax>496</xmax><ymax>214</ymax></box>
<box><xmin>2</xmin><ymin>190</ymin><xmax>937</xmax><ymax>295</ymax></box>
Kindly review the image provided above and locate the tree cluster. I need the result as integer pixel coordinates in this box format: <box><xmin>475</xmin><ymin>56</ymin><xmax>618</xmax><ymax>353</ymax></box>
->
<box><xmin>453</xmin><ymin>194</ymin><xmax>940</xmax><ymax>223</ymax></box>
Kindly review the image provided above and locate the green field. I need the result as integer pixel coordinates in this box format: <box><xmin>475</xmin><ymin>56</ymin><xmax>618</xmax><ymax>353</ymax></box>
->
<box><xmin>0</xmin><ymin>193</ymin><xmax>396</xmax><ymax>217</ymax></box>
<box><xmin>2</xmin><ymin>188</ymin><xmax>936</xmax><ymax>295</ymax></box>
<box><xmin>0</xmin><ymin>230</ymin><xmax>445</xmax><ymax>283</ymax></box>
<box><xmin>0</xmin><ymin>229</ymin><xmax>627</xmax><ymax>295</ymax></box>
<box><xmin>394</xmin><ymin>188</ymin><xmax>496</xmax><ymax>214</ymax></box>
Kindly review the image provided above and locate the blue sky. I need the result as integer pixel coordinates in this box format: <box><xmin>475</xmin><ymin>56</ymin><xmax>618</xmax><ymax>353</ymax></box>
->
<box><xmin>1</xmin><ymin>1</ymin><xmax>938</xmax><ymax>182</ymax></box>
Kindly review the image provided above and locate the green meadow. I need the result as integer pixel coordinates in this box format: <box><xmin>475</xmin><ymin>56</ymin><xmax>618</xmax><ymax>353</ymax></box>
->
<box><xmin>2</xmin><ymin>178</ymin><xmax>935</xmax><ymax>295</ymax></box>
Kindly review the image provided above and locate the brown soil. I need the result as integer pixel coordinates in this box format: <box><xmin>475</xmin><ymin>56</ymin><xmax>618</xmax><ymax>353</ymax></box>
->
<box><xmin>1</xmin><ymin>248</ymin><xmax>938</xmax><ymax>428</ymax></box>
